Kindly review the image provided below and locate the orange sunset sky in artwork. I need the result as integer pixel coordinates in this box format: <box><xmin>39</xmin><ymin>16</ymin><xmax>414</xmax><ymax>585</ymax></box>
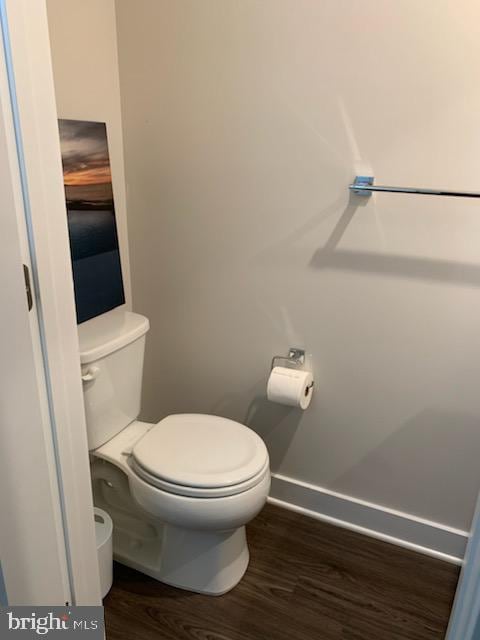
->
<box><xmin>58</xmin><ymin>119</ymin><xmax>114</xmax><ymax>204</ymax></box>
<box><xmin>63</xmin><ymin>164</ymin><xmax>112</xmax><ymax>187</ymax></box>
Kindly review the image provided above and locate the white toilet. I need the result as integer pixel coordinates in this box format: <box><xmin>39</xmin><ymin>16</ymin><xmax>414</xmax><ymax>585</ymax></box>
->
<box><xmin>80</xmin><ymin>311</ymin><xmax>270</xmax><ymax>595</ymax></box>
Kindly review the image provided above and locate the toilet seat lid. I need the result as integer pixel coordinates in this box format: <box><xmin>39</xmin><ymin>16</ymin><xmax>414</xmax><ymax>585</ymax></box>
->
<box><xmin>132</xmin><ymin>414</ymin><xmax>269</xmax><ymax>489</ymax></box>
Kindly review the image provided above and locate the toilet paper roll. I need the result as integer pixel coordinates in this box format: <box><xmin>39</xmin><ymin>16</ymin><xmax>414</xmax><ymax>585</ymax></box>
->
<box><xmin>267</xmin><ymin>366</ymin><xmax>314</xmax><ymax>410</ymax></box>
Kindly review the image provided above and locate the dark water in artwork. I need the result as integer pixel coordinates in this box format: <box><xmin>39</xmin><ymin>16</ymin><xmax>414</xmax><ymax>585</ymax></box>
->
<box><xmin>67</xmin><ymin>208</ymin><xmax>125</xmax><ymax>323</ymax></box>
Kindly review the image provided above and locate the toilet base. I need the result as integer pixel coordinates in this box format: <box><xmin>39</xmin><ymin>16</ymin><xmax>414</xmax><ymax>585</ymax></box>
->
<box><xmin>92</xmin><ymin>457</ymin><xmax>256</xmax><ymax>595</ymax></box>
<box><xmin>153</xmin><ymin>525</ymin><xmax>249</xmax><ymax>595</ymax></box>
<box><xmin>92</xmin><ymin>462</ymin><xmax>251</xmax><ymax>595</ymax></box>
<box><xmin>114</xmin><ymin>524</ymin><xmax>250</xmax><ymax>595</ymax></box>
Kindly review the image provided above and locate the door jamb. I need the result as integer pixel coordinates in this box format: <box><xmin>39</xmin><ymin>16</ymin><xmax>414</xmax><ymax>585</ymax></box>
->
<box><xmin>2</xmin><ymin>0</ymin><xmax>101</xmax><ymax>605</ymax></box>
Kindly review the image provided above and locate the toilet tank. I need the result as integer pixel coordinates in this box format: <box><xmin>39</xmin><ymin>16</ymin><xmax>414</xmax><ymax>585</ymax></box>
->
<box><xmin>79</xmin><ymin>311</ymin><xmax>150</xmax><ymax>450</ymax></box>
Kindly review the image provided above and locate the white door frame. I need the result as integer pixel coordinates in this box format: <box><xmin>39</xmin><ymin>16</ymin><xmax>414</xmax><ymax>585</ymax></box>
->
<box><xmin>0</xmin><ymin>0</ymin><xmax>100</xmax><ymax>605</ymax></box>
<box><xmin>0</xmin><ymin>21</ymin><xmax>70</xmax><ymax>606</ymax></box>
<box><xmin>4</xmin><ymin>0</ymin><xmax>480</xmax><ymax>630</ymax></box>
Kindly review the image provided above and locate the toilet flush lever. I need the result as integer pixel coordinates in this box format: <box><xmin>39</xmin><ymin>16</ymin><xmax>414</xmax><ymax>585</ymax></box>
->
<box><xmin>81</xmin><ymin>365</ymin><xmax>100</xmax><ymax>383</ymax></box>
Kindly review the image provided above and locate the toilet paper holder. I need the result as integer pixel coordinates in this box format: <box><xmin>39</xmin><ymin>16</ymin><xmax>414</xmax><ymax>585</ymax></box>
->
<box><xmin>270</xmin><ymin>348</ymin><xmax>306</xmax><ymax>371</ymax></box>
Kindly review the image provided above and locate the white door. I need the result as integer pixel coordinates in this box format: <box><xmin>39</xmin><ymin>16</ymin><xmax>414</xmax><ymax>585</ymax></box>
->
<box><xmin>0</xmin><ymin>0</ymin><xmax>101</xmax><ymax>606</ymax></box>
<box><xmin>0</xmin><ymin>38</ymin><xmax>71</xmax><ymax>604</ymax></box>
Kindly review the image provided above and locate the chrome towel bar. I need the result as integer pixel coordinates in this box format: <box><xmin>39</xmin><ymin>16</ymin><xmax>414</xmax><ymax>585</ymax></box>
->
<box><xmin>350</xmin><ymin>176</ymin><xmax>480</xmax><ymax>199</ymax></box>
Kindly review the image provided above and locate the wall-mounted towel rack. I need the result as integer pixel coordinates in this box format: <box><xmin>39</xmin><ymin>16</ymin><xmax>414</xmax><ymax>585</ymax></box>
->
<box><xmin>350</xmin><ymin>176</ymin><xmax>480</xmax><ymax>199</ymax></box>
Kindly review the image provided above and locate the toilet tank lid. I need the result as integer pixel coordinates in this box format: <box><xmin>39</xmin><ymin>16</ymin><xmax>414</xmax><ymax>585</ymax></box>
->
<box><xmin>79</xmin><ymin>312</ymin><xmax>149</xmax><ymax>364</ymax></box>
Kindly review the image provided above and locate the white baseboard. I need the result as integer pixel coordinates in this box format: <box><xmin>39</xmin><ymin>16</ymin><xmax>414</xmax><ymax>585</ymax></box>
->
<box><xmin>268</xmin><ymin>473</ymin><xmax>467</xmax><ymax>565</ymax></box>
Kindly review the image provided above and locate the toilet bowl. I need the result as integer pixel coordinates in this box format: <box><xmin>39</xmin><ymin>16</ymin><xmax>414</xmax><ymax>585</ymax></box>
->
<box><xmin>80</xmin><ymin>312</ymin><xmax>270</xmax><ymax>595</ymax></box>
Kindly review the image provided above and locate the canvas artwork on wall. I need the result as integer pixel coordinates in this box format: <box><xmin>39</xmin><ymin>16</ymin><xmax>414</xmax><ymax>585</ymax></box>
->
<box><xmin>58</xmin><ymin>119</ymin><xmax>125</xmax><ymax>323</ymax></box>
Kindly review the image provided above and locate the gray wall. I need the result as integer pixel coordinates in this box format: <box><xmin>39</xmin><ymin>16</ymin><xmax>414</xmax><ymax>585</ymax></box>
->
<box><xmin>116</xmin><ymin>0</ymin><xmax>480</xmax><ymax>531</ymax></box>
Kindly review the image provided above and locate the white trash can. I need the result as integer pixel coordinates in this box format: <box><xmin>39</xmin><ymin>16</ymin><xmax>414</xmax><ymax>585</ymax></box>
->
<box><xmin>94</xmin><ymin>507</ymin><xmax>113</xmax><ymax>598</ymax></box>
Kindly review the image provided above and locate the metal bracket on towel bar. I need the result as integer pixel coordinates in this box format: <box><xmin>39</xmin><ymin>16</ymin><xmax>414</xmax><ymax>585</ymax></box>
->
<box><xmin>349</xmin><ymin>175</ymin><xmax>480</xmax><ymax>199</ymax></box>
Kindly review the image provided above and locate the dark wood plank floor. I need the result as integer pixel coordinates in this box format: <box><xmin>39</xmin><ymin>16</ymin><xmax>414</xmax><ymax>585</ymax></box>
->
<box><xmin>104</xmin><ymin>503</ymin><xmax>460</xmax><ymax>640</ymax></box>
